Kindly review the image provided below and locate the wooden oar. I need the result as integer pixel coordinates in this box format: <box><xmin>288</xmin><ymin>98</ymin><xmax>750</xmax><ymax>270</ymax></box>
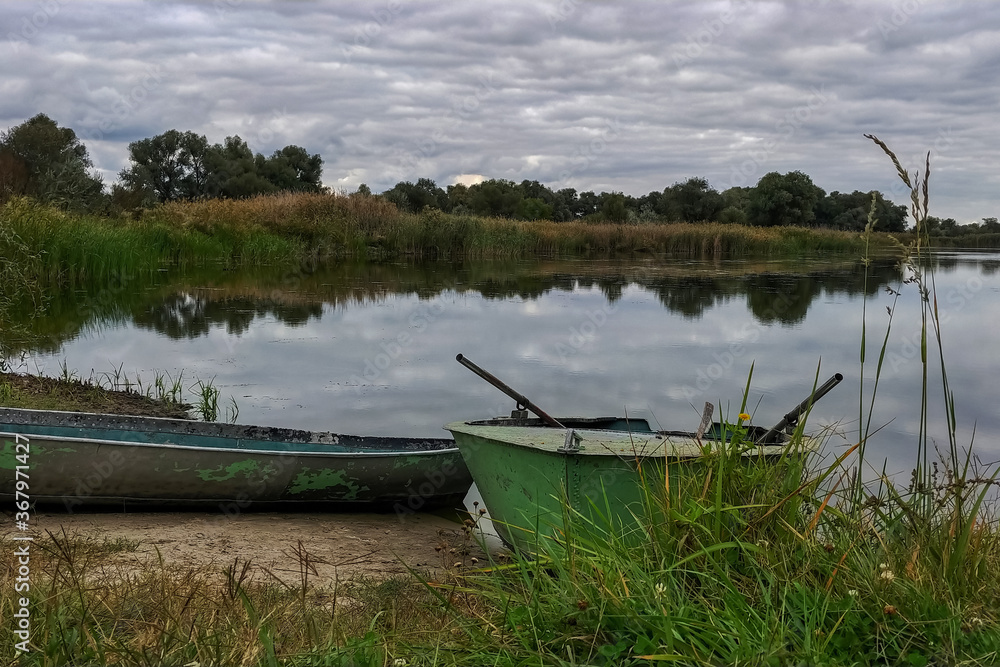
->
<box><xmin>455</xmin><ymin>354</ymin><xmax>565</xmax><ymax>428</ymax></box>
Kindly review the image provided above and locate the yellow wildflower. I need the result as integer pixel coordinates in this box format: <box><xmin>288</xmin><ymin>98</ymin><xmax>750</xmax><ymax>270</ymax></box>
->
<box><xmin>738</xmin><ymin>412</ymin><xmax>751</xmax><ymax>421</ymax></box>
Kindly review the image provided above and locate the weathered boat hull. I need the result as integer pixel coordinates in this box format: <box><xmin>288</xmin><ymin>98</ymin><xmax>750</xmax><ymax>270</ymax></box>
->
<box><xmin>446</xmin><ymin>416</ymin><xmax>814</xmax><ymax>553</ymax></box>
<box><xmin>0</xmin><ymin>408</ymin><xmax>472</xmax><ymax>511</ymax></box>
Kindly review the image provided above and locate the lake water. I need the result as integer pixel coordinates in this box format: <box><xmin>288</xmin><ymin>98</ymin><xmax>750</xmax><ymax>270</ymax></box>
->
<box><xmin>7</xmin><ymin>251</ymin><xmax>1000</xmax><ymax>479</ymax></box>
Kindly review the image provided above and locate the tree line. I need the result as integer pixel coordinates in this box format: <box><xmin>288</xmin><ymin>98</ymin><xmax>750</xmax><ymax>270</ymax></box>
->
<box><xmin>3</xmin><ymin>113</ymin><xmax>997</xmax><ymax>236</ymax></box>
<box><xmin>381</xmin><ymin>174</ymin><xmax>920</xmax><ymax>232</ymax></box>
<box><xmin>0</xmin><ymin>114</ymin><xmax>323</xmax><ymax>214</ymax></box>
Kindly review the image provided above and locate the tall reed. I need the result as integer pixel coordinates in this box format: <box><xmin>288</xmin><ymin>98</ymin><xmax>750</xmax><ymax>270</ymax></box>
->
<box><xmin>3</xmin><ymin>192</ymin><xmax>890</xmax><ymax>290</ymax></box>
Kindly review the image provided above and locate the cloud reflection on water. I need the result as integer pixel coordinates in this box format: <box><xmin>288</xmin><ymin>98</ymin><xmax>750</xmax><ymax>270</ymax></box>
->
<box><xmin>11</xmin><ymin>254</ymin><xmax>1000</xmax><ymax>477</ymax></box>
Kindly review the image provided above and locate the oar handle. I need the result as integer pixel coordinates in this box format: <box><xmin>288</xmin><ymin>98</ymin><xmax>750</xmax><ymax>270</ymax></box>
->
<box><xmin>456</xmin><ymin>354</ymin><xmax>565</xmax><ymax>428</ymax></box>
<box><xmin>761</xmin><ymin>372</ymin><xmax>843</xmax><ymax>443</ymax></box>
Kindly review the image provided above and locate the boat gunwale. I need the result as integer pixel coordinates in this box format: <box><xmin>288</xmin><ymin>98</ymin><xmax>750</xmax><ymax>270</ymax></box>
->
<box><xmin>0</xmin><ymin>429</ymin><xmax>459</xmax><ymax>458</ymax></box>
<box><xmin>446</xmin><ymin>421</ymin><xmax>816</xmax><ymax>458</ymax></box>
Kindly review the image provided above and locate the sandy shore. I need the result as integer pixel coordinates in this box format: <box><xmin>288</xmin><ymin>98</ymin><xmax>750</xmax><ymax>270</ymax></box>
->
<box><xmin>8</xmin><ymin>510</ymin><xmax>487</xmax><ymax>584</ymax></box>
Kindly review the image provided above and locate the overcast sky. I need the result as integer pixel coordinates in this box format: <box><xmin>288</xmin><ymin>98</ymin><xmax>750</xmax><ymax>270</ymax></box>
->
<box><xmin>2</xmin><ymin>0</ymin><xmax>998</xmax><ymax>222</ymax></box>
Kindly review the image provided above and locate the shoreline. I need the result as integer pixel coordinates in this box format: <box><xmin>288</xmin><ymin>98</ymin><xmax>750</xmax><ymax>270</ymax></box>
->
<box><xmin>1</xmin><ymin>371</ymin><xmax>484</xmax><ymax>582</ymax></box>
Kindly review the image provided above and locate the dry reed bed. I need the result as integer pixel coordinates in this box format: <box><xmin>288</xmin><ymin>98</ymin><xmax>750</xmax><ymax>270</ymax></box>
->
<box><xmin>2</xmin><ymin>193</ymin><xmax>892</xmax><ymax>287</ymax></box>
<box><xmin>145</xmin><ymin>193</ymin><xmax>881</xmax><ymax>259</ymax></box>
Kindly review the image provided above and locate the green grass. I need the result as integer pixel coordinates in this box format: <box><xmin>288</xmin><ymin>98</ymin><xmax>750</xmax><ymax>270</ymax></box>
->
<box><xmin>450</xmin><ymin>419</ymin><xmax>1000</xmax><ymax>665</ymax></box>
<box><xmin>0</xmin><ymin>365</ymin><xmax>238</xmax><ymax>420</ymax></box>
<box><xmin>1</xmin><ymin>196</ymin><xmax>304</xmax><ymax>289</ymax></box>
<box><xmin>431</xmin><ymin>138</ymin><xmax>1000</xmax><ymax>666</ymax></box>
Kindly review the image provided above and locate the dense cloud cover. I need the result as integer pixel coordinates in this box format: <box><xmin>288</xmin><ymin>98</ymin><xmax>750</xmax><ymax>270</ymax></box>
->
<box><xmin>2</xmin><ymin>0</ymin><xmax>997</xmax><ymax>221</ymax></box>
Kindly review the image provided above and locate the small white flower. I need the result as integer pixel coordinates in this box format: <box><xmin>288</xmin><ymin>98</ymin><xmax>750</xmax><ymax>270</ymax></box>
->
<box><xmin>393</xmin><ymin>659</ymin><xmax>408</xmax><ymax>667</ymax></box>
<box><xmin>654</xmin><ymin>582</ymin><xmax>667</xmax><ymax>598</ymax></box>
<box><xmin>848</xmin><ymin>589</ymin><xmax>858</xmax><ymax>597</ymax></box>
<box><xmin>879</xmin><ymin>562</ymin><xmax>889</xmax><ymax>571</ymax></box>
<box><xmin>880</xmin><ymin>569</ymin><xmax>895</xmax><ymax>582</ymax></box>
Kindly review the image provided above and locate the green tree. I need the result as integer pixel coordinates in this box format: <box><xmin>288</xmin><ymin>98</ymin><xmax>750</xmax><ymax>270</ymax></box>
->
<box><xmin>577</xmin><ymin>190</ymin><xmax>601</xmax><ymax>218</ymax></box>
<box><xmin>0</xmin><ymin>113</ymin><xmax>104</xmax><ymax>211</ymax></box>
<box><xmin>718</xmin><ymin>206</ymin><xmax>747</xmax><ymax>225</ymax></box>
<box><xmin>446</xmin><ymin>183</ymin><xmax>470</xmax><ymax>212</ymax></box>
<box><xmin>747</xmin><ymin>171</ymin><xmax>825</xmax><ymax>227</ymax></box>
<box><xmin>516</xmin><ymin>197</ymin><xmax>553</xmax><ymax>220</ymax></box>
<box><xmin>383</xmin><ymin>178</ymin><xmax>447</xmax><ymax>212</ymax></box>
<box><xmin>204</xmin><ymin>136</ymin><xmax>275</xmax><ymax>199</ymax></box>
<box><xmin>0</xmin><ymin>151</ymin><xmax>29</xmax><ymax>203</ymax></box>
<box><xmin>660</xmin><ymin>177</ymin><xmax>723</xmax><ymax>222</ymax></box>
<box><xmin>722</xmin><ymin>186</ymin><xmax>751</xmax><ymax>212</ymax></box>
<box><xmin>258</xmin><ymin>145</ymin><xmax>323</xmax><ymax>193</ymax></box>
<box><xmin>552</xmin><ymin>187</ymin><xmax>581</xmax><ymax>221</ymax></box>
<box><xmin>468</xmin><ymin>179</ymin><xmax>522</xmax><ymax>217</ymax></box>
<box><xmin>814</xmin><ymin>190</ymin><xmax>907</xmax><ymax>232</ymax></box>
<box><xmin>601</xmin><ymin>191</ymin><xmax>628</xmax><ymax>223</ymax></box>
<box><xmin>119</xmin><ymin>129</ymin><xmax>210</xmax><ymax>202</ymax></box>
<box><xmin>517</xmin><ymin>179</ymin><xmax>553</xmax><ymax>200</ymax></box>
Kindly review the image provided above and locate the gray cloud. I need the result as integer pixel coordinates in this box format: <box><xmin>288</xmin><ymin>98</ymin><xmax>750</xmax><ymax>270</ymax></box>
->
<box><xmin>2</xmin><ymin>0</ymin><xmax>997</xmax><ymax>221</ymax></box>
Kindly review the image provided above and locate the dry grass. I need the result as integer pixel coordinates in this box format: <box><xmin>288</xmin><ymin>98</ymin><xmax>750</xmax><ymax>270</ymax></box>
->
<box><xmin>144</xmin><ymin>192</ymin><xmax>884</xmax><ymax>260</ymax></box>
<box><xmin>0</xmin><ymin>528</ymin><xmax>484</xmax><ymax>666</ymax></box>
<box><xmin>149</xmin><ymin>192</ymin><xmax>402</xmax><ymax>242</ymax></box>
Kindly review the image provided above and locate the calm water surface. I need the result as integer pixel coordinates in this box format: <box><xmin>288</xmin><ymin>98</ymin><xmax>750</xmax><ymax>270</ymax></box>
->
<box><xmin>9</xmin><ymin>252</ymin><xmax>1000</xmax><ymax>477</ymax></box>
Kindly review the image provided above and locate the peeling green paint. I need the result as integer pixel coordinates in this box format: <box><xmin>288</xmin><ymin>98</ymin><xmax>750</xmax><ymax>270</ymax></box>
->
<box><xmin>0</xmin><ymin>441</ymin><xmax>76</xmax><ymax>469</ymax></box>
<box><xmin>288</xmin><ymin>467</ymin><xmax>370</xmax><ymax>498</ymax></box>
<box><xmin>256</xmin><ymin>462</ymin><xmax>280</xmax><ymax>482</ymax></box>
<box><xmin>195</xmin><ymin>459</ymin><xmax>259</xmax><ymax>481</ymax></box>
<box><xmin>391</xmin><ymin>455</ymin><xmax>426</xmax><ymax>470</ymax></box>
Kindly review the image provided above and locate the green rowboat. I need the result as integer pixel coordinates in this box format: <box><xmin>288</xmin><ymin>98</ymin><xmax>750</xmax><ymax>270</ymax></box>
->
<box><xmin>448</xmin><ymin>354</ymin><xmax>841</xmax><ymax>553</ymax></box>
<box><xmin>1</xmin><ymin>407</ymin><xmax>472</xmax><ymax>512</ymax></box>
<box><xmin>446</xmin><ymin>415</ymin><xmax>817</xmax><ymax>552</ymax></box>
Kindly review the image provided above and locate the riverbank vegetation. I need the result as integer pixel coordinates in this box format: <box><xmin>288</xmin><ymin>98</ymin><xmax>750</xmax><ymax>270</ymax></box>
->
<box><xmin>0</xmin><ymin>369</ymin><xmax>190</xmax><ymax>418</ymax></box>
<box><xmin>0</xmin><ymin>364</ymin><xmax>232</xmax><ymax>421</ymax></box>
<box><xmin>1</xmin><ymin>192</ymin><xmax>896</xmax><ymax>286</ymax></box>
<box><xmin>4</xmin><ymin>113</ymin><xmax>998</xmax><ymax>243</ymax></box>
